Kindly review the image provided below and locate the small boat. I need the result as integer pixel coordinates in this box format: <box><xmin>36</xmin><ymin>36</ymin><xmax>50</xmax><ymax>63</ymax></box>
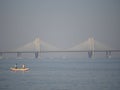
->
<box><xmin>10</xmin><ymin>67</ymin><xmax>29</xmax><ymax>71</ymax></box>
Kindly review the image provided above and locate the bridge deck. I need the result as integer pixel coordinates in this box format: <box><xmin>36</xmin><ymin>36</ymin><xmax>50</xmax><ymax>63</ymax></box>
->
<box><xmin>0</xmin><ymin>50</ymin><xmax>120</xmax><ymax>53</ymax></box>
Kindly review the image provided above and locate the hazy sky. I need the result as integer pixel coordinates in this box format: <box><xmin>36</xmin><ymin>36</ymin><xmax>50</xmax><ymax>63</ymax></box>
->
<box><xmin>0</xmin><ymin>0</ymin><xmax>120</xmax><ymax>51</ymax></box>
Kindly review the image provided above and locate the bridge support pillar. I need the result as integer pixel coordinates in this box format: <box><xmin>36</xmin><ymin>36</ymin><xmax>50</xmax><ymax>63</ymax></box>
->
<box><xmin>35</xmin><ymin>52</ymin><xmax>39</xmax><ymax>58</ymax></box>
<box><xmin>88</xmin><ymin>51</ymin><xmax>93</xmax><ymax>58</ymax></box>
<box><xmin>17</xmin><ymin>52</ymin><xmax>22</xmax><ymax>58</ymax></box>
<box><xmin>0</xmin><ymin>52</ymin><xmax>3</xmax><ymax>58</ymax></box>
<box><xmin>0</xmin><ymin>52</ymin><xmax>3</xmax><ymax>56</ymax></box>
<box><xmin>106</xmin><ymin>51</ymin><xmax>111</xmax><ymax>58</ymax></box>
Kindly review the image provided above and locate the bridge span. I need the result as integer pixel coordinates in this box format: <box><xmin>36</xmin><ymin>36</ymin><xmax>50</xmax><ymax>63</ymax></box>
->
<box><xmin>0</xmin><ymin>50</ymin><xmax>120</xmax><ymax>58</ymax></box>
<box><xmin>0</xmin><ymin>37</ymin><xmax>120</xmax><ymax>58</ymax></box>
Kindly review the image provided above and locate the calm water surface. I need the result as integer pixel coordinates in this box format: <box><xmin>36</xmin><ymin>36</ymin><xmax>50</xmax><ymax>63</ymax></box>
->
<box><xmin>0</xmin><ymin>58</ymin><xmax>120</xmax><ymax>90</ymax></box>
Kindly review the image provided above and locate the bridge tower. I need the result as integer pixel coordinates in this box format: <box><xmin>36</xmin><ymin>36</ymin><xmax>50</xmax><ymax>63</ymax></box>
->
<box><xmin>88</xmin><ymin>37</ymin><xmax>95</xmax><ymax>58</ymax></box>
<box><xmin>33</xmin><ymin>38</ymin><xmax>40</xmax><ymax>58</ymax></box>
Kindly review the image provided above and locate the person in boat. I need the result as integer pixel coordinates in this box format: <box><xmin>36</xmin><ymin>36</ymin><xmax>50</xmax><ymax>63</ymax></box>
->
<box><xmin>22</xmin><ymin>64</ymin><xmax>25</xmax><ymax>69</ymax></box>
<box><xmin>14</xmin><ymin>63</ymin><xmax>17</xmax><ymax>69</ymax></box>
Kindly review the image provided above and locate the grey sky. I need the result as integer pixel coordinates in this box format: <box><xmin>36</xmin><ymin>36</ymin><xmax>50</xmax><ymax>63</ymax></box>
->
<box><xmin>0</xmin><ymin>0</ymin><xmax>120</xmax><ymax>51</ymax></box>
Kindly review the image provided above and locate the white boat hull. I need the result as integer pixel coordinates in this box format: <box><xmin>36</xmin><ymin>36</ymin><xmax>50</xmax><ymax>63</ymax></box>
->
<box><xmin>10</xmin><ymin>68</ymin><xmax>29</xmax><ymax>71</ymax></box>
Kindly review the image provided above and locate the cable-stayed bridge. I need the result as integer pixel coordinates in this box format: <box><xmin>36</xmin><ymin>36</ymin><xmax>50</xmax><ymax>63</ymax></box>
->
<box><xmin>0</xmin><ymin>37</ymin><xmax>120</xmax><ymax>58</ymax></box>
<box><xmin>67</xmin><ymin>37</ymin><xmax>117</xmax><ymax>58</ymax></box>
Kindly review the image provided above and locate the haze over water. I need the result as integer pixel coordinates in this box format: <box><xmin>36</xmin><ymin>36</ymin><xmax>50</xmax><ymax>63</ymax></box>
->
<box><xmin>0</xmin><ymin>58</ymin><xmax>120</xmax><ymax>90</ymax></box>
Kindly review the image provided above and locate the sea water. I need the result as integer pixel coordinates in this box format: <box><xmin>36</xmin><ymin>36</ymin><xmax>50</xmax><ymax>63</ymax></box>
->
<box><xmin>0</xmin><ymin>58</ymin><xmax>120</xmax><ymax>90</ymax></box>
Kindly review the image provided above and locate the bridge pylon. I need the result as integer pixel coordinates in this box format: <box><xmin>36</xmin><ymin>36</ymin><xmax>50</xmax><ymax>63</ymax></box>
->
<box><xmin>88</xmin><ymin>37</ymin><xmax>95</xmax><ymax>58</ymax></box>
<box><xmin>88</xmin><ymin>51</ymin><xmax>94</xmax><ymax>58</ymax></box>
<box><xmin>35</xmin><ymin>52</ymin><xmax>39</xmax><ymax>58</ymax></box>
<box><xmin>33</xmin><ymin>38</ymin><xmax>40</xmax><ymax>58</ymax></box>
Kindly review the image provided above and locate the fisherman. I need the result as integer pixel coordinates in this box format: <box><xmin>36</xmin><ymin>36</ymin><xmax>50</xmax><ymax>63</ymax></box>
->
<box><xmin>15</xmin><ymin>63</ymin><xmax>17</xmax><ymax>69</ymax></box>
<box><xmin>22</xmin><ymin>64</ymin><xmax>25</xmax><ymax>69</ymax></box>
